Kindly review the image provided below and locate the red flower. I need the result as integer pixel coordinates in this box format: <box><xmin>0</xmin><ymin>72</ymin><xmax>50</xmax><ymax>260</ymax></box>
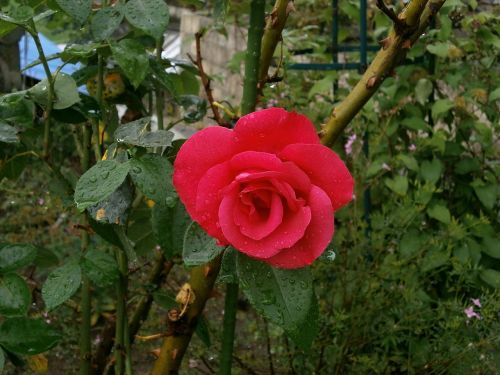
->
<box><xmin>173</xmin><ymin>108</ymin><xmax>354</xmax><ymax>268</ymax></box>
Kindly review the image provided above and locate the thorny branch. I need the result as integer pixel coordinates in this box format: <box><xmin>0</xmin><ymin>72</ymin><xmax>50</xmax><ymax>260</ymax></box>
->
<box><xmin>188</xmin><ymin>31</ymin><xmax>230</xmax><ymax>128</ymax></box>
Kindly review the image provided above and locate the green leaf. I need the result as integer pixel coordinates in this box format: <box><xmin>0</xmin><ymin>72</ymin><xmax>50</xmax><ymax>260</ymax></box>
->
<box><xmin>427</xmin><ymin>204</ymin><xmax>451</xmax><ymax>224</ymax></box>
<box><xmin>124</xmin><ymin>0</ymin><xmax>170</xmax><ymax>40</ymax></box>
<box><xmin>454</xmin><ymin>158</ymin><xmax>480</xmax><ymax>175</ymax></box>
<box><xmin>398</xmin><ymin>154</ymin><xmax>418</xmax><ymax>171</ymax></box>
<box><xmin>237</xmin><ymin>254</ymin><xmax>318</xmax><ymax>350</ymax></box>
<box><xmin>54</xmin><ymin>0</ymin><xmax>92</xmax><ymax>23</ymax></box>
<box><xmin>431</xmin><ymin>99</ymin><xmax>453</xmax><ymax>120</ymax></box>
<box><xmin>415</xmin><ymin>78</ymin><xmax>433</xmax><ymax>105</ymax></box>
<box><xmin>384</xmin><ymin>175</ymin><xmax>408</xmax><ymax>196</ymax></box>
<box><xmin>488</xmin><ymin>87</ymin><xmax>500</xmax><ymax>102</ymax></box>
<box><xmin>0</xmin><ymin>318</ymin><xmax>61</xmax><ymax>355</ymax></box>
<box><xmin>213</xmin><ymin>0</ymin><xmax>229</xmax><ymax>23</ymax></box>
<box><xmin>481</xmin><ymin>237</ymin><xmax>500</xmax><ymax>259</ymax></box>
<box><xmin>74</xmin><ymin>160</ymin><xmax>131</xmax><ymax>211</ymax></box>
<box><xmin>114</xmin><ymin>117</ymin><xmax>174</xmax><ymax>148</ymax></box>
<box><xmin>421</xmin><ymin>249</ymin><xmax>449</xmax><ymax>272</ymax></box>
<box><xmin>401</xmin><ymin>117</ymin><xmax>429</xmax><ymax>131</ymax></box>
<box><xmin>308</xmin><ymin>73</ymin><xmax>337</xmax><ymax>98</ymax></box>
<box><xmin>426</xmin><ymin>42</ymin><xmax>450</xmax><ymax>58</ymax></box>
<box><xmin>0</xmin><ymin>243</ymin><xmax>37</xmax><ymax>273</ymax></box>
<box><xmin>183</xmin><ymin>222</ymin><xmax>223</xmax><ymax>266</ymax></box>
<box><xmin>0</xmin><ymin>92</ymin><xmax>34</xmax><ymax>127</ymax></box>
<box><xmin>0</xmin><ymin>123</ymin><xmax>19</xmax><ymax>143</ymax></box>
<box><xmin>130</xmin><ymin>154</ymin><xmax>176</xmax><ymax>205</ymax></box>
<box><xmin>152</xmin><ymin>200</ymin><xmax>191</xmax><ymax>258</ymax></box>
<box><xmin>29</xmin><ymin>73</ymin><xmax>80</xmax><ymax>110</ymax></box>
<box><xmin>87</xmin><ymin>181</ymin><xmax>133</xmax><ymax>225</ymax></box>
<box><xmin>61</xmin><ymin>43</ymin><xmax>99</xmax><ymax>61</ymax></box>
<box><xmin>0</xmin><ymin>274</ymin><xmax>31</xmax><ymax>317</ymax></box>
<box><xmin>110</xmin><ymin>39</ymin><xmax>149</xmax><ymax>88</ymax></box>
<box><xmin>0</xmin><ymin>6</ymin><xmax>34</xmax><ymax>25</ymax></box>
<box><xmin>178</xmin><ymin>95</ymin><xmax>207</xmax><ymax>123</ymax></box>
<box><xmin>149</xmin><ymin>60</ymin><xmax>179</xmax><ymax>98</ymax></box>
<box><xmin>420</xmin><ymin>158</ymin><xmax>443</xmax><ymax>185</ymax></box>
<box><xmin>195</xmin><ymin>316</ymin><xmax>211</xmax><ymax>347</ymax></box>
<box><xmin>473</xmin><ymin>184</ymin><xmax>497</xmax><ymax>210</ymax></box>
<box><xmin>81</xmin><ymin>249</ymin><xmax>120</xmax><ymax>286</ymax></box>
<box><xmin>479</xmin><ymin>269</ymin><xmax>500</xmax><ymax>288</ymax></box>
<box><xmin>399</xmin><ymin>230</ymin><xmax>425</xmax><ymax>258</ymax></box>
<box><xmin>42</xmin><ymin>262</ymin><xmax>82</xmax><ymax>311</ymax></box>
<box><xmin>91</xmin><ymin>6</ymin><xmax>124</xmax><ymax>40</ymax></box>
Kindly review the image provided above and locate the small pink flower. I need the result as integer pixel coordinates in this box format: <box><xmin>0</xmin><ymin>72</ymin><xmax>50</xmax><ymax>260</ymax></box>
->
<box><xmin>408</xmin><ymin>144</ymin><xmax>417</xmax><ymax>152</ymax></box>
<box><xmin>471</xmin><ymin>298</ymin><xmax>481</xmax><ymax>308</ymax></box>
<box><xmin>344</xmin><ymin>134</ymin><xmax>357</xmax><ymax>155</ymax></box>
<box><xmin>464</xmin><ymin>306</ymin><xmax>481</xmax><ymax>319</ymax></box>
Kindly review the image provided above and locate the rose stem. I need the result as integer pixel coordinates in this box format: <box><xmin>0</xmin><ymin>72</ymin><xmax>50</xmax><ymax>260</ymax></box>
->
<box><xmin>113</xmin><ymin>227</ymin><xmax>134</xmax><ymax>375</ymax></box>
<box><xmin>240</xmin><ymin>0</ymin><xmax>266</xmax><ymax>116</ymax></box>
<box><xmin>156</xmin><ymin>36</ymin><xmax>165</xmax><ymax>131</ymax></box>
<box><xmin>320</xmin><ymin>0</ymin><xmax>447</xmax><ymax>146</ymax></box>
<box><xmin>151</xmin><ymin>257</ymin><xmax>223</xmax><ymax>375</ymax></box>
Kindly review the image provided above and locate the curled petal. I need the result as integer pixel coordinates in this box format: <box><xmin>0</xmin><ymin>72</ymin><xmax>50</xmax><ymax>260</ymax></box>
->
<box><xmin>280</xmin><ymin>143</ymin><xmax>354</xmax><ymax>210</ymax></box>
<box><xmin>265</xmin><ymin>186</ymin><xmax>334</xmax><ymax>269</ymax></box>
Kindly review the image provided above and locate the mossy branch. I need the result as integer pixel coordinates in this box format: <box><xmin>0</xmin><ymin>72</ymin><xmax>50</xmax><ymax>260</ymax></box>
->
<box><xmin>320</xmin><ymin>0</ymin><xmax>447</xmax><ymax>146</ymax></box>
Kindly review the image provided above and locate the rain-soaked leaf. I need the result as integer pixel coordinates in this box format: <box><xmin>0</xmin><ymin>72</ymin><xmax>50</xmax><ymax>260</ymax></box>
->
<box><xmin>0</xmin><ymin>243</ymin><xmax>37</xmax><ymax>273</ymax></box>
<box><xmin>114</xmin><ymin>117</ymin><xmax>173</xmax><ymax>148</ymax></box>
<box><xmin>124</xmin><ymin>0</ymin><xmax>170</xmax><ymax>40</ymax></box>
<box><xmin>129</xmin><ymin>154</ymin><xmax>176</xmax><ymax>205</ymax></box>
<box><xmin>0</xmin><ymin>318</ymin><xmax>61</xmax><ymax>355</ymax></box>
<box><xmin>237</xmin><ymin>254</ymin><xmax>318</xmax><ymax>350</ymax></box>
<box><xmin>178</xmin><ymin>95</ymin><xmax>207</xmax><ymax>123</ymax></box>
<box><xmin>91</xmin><ymin>6</ymin><xmax>124</xmax><ymax>40</ymax></box>
<box><xmin>42</xmin><ymin>262</ymin><xmax>82</xmax><ymax>311</ymax></box>
<box><xmin>183</xmin><ymin>222</ymin><xmax>223</xmax><ymax>266</ymax></box>
<box><xmin>81</xmin><ymin>249</ymin><xmax>120</xmax><ymax>286</ymax></box>
<box><xmin>87</xmin><ymin>181</ymin><xmax>133</xmax><ymax>225</ymax></box>
<box><xmin>29</xmin><ymin>73</ymin><xmax>80</xmax><ymax>110</ymax></box>
<box><xmin>110</xmin><ymin>39</ymin><xmax>149</xmax><ymax>88</ymax></box>
<box><xmin>152</xmin><ymin>199</ymin><xmax>191</xmax><ymax>258</ymax></box>
<box><xmin>0</xmin><ymin>123</ymin><xmax>19</xmax><ymax>143</ymax></box>
<box><xmin>54</xmin><ymin>0</ymin><xmax>92</xmax><ymax>23</ymax></box>
<box><xmin>0</xmin><ymin>274</ymin><xmax>31</xmax><ymax>317</ymax></box>
<box><xmin>74</xmin><ymin>160</ymin><xmax>131</xmax><ymax>211</ymax></box>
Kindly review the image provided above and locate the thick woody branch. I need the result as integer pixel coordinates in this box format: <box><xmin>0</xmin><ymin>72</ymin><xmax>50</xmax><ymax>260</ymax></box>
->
<box><xmin>320</xmin><ymin>0</ymin><xmax>445</xmax><ymax>147</ymax></box>
<box><xmin>150</xmin><ymin>256</ymin><xmax>223</xmax><ymax>375</ymax></box>
<box><xmin>188</xmin><ymin>32</ymin><xmax>229</xmax><ymax>127</ymax></box>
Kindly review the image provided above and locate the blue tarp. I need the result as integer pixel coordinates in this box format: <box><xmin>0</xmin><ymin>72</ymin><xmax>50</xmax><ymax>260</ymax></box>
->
<box><xmin>19</xmin><ymin>33</ymin><xmax>87</xmax><ymax>93</ymax></box>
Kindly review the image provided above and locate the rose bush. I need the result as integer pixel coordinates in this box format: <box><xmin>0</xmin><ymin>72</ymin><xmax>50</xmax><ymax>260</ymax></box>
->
<box><xmin>173</xmin><ymin>108</ymin><xmax>354</xmax><ymax>268</ymax></box>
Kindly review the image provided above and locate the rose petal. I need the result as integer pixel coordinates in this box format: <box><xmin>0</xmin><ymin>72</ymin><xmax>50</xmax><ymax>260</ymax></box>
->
<box><xmin>173</xmin><ymin>126</ymin><xmax>237</xmax><ymax>217</ymax></box>
<box><xmin>194</xmin><ymin>161</ymin><xmax>234</xmax><ymax>243</ymax></box>
<box><xmin>265</xmin><ymin>186</ymin><xmax>334</xmax><ymax>269</ymax></box>
<box><xmin>219</xmin><ymin>188</ymin><xmax>312</xmax><ymax>259</ymax></box>
<box><xmin>234</xmin><ymin>191</ymin><xmax>284</xmax><ymax>240</ymax></box>
<box><xmin>234</xmin><ymin>108</ymin><xmax>320</xmax><ymax>153</ymax></box>
<box><xmin>280</xmin><ymin>143</ymin><xmax>354</xmax><ymax>210</ymax></box>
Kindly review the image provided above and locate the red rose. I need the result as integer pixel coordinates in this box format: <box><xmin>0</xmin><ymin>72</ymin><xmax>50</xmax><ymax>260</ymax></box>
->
<box><xmin>173</xmin><ymin>108</ymin><xmax>354</xmax><ymax>268</ymax></box>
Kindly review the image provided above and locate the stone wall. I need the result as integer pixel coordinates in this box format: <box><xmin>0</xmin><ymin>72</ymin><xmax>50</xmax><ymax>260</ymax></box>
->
<box><xmin>172</xmin><ymin>7</ymin><xmax>247</xmax><ymax>105</ymax></box>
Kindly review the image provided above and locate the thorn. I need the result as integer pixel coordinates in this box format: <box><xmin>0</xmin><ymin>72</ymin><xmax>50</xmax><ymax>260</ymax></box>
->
<box><xmin>151</xmin><ymin>349</ymin><xmax>161</xmax><ymax>359</ymax></box>
<box><xmin>286</xmin><ymin>1</ymin><xmax>296</xmax><ymax>15</ymax></box>
<box><xmin>204</xmin><ymin>265</ymin><xmax>211</xmax><ymax>277</ymax></box>
<box><xmin>366</xmin><ymin>76</ymin><xmax>378</xmax><ymax>89</ymax></box>
<box><xmin>378</xmin><ymin>37</ymin><xmax>391</xmax><ymax>50</ymax></box>
<box><xmin>402</xmin><ymin>39</ymin><xmax>412</xmax><ymax>49</ymax></box>
<box><xmin>171</xmin><ymin>348</ymin><xmax>178</xmax><ymax>360</ymax></box>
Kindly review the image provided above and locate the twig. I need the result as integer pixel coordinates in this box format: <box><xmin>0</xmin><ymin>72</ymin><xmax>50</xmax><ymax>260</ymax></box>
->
<box><xmin>376</xmin><ymin>0</ymin><xmax>406</xmax><ymax>31</ymax></box>
<box><xmin>232</xmin><ymin>355</ymin><xmax>259</xmax><ymax>375</ymax></box>
<box><xmin>187</xmin><ymin>32</ymin><xmax>229</xmax><ymax>127</ymax></box>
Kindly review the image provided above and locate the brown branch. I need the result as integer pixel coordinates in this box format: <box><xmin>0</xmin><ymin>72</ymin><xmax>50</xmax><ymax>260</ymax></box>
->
<box><xmin>376</xmin><ymin>0</ymin><xmax>406</xmax><ymax>31</ymax></box>
<box><xmin>151</xmin><ymin>256</ymin><xmax>223</xmax><ymax>375</ymax></box>
<box><xmin>188</xmin><ymin>32</ymin><xmax>229</xmax><ymax>128</ymax></box>
<box><xmin>320</xmin><ymin>0</ymin><xmax>444</xmax><ymax>146</ymax></box>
